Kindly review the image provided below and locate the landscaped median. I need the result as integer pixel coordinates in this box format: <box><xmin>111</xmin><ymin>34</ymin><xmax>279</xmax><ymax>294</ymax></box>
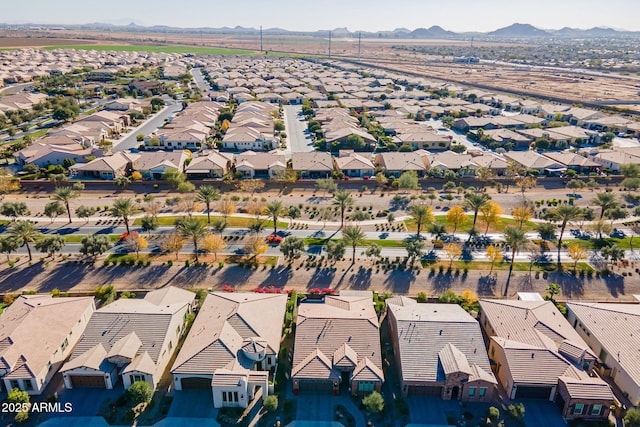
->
<box><xmin>132</xmin><ymin>215</ymin><xmax>288</xmax><ymax>229</ymax></box>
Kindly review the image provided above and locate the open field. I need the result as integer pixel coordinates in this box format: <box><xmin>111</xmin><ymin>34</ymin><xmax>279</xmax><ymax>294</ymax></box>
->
<box><xmin>0</xmin><ymin>37</ymin><xmax>105</xmax><ymax>48</ymax></box>
<box><xmin>42</xmin><ymin>44</ymin><xmax>257</xmax><ymax>55</ymax></box>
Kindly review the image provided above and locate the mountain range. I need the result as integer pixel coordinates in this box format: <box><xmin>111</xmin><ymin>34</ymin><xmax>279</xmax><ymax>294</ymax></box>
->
<box><xmin>2</xmin><ymin>22</ymin><xmax>638</xmax><ymax>39</ymax></box>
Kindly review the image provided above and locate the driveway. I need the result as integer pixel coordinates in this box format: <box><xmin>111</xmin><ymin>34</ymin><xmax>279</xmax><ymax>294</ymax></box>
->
<box><xmin>407</xmin><ymin>396</ymin><xmax>461</xmax><ymax>425</ymax></box>
<box><xmin>295</xmin><ymin>393</ymin><xmax>335</xmax><ymax>421</ymax></box>
<box><xmin>520</xmin><ymin>399</ymin><xmax>566</xmax><ymax>427</ymax></box>
<box><xmin>283</xmin><ymin>105</ymin><xmax>314</xmax><ymax>159</ymax></box>
<box><xmin>52</xmin><ymin>383</ymin><xmax>123</xmax><ymax>418</ymax></box>
<box><xmin>168</xmin><ymin>389</ymin><xmax>218</xmax><ymax>419</ymax></box>
<box><xmin>113</xmin><ymin>101</ymin><xmax>183</xmax><ymax>151</ymax></box>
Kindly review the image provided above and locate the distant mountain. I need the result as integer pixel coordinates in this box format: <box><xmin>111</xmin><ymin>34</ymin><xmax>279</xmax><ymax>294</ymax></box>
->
<box><xmin>552</xmin><ymin>26</ymin><xmax>622</xmax><ymax>37</ymax></box>
<box><xmin>488</xmin><ymin>23</ymin><xmax>551</xmax><ymax>37</ymax></box>
<box><xmin>409</xmin><ymin>25</ymin><xmax>456</xmax><ymax>38</ymax></box>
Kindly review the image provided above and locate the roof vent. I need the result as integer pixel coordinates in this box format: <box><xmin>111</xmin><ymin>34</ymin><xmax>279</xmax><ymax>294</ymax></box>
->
<box><xmin>531</xmin><ymin>353</ymin><xmax>535</xmax><ymax>359</ymax></box>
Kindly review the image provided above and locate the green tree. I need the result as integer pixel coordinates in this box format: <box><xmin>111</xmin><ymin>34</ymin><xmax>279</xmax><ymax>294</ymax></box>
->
<box><xmin>624</xmin><ymin>408</ymin><xmax>640</xmax><ymax>427</ymax></box>
<box><xmin>409</xmin><ymin>204</ymin><xmax>434</xmax><ymax>239</ymax></box>
<box><xmin>8</xmin><ymin>220</ymin><xmax>41</xmax><ymax>261</ymax></box>
<box><xmin>114</xmin><ymin>176</ymin><xmax>131</xmax><ymax>189</ymax></box>
<box><xmin>325</xmin><ymin>240</ymin><xmax>346</xmax><ymax>264</ymax></box>
<box><xmin>404</xmin><ymin>238</ymin><xmax>425</xmax><ymax>265</ymax></box>
<box><xmin>176</xmin><ymin>216</ymin><xmax>207</xmax><ymax>262</ymax></box>
<box><xmin>110</xmin><ymin>198</ymin><xmax>139</xmax><ymax>234</ymax></box>
<box><xmin>286</xmin><ymin>205</ymin><xmax>301</xmax><ymax>226</ymax></box>
<box><xmin>280</xmin><ymin>236</ymin><xmax>305</xmax><ymax>263</ymax></box>
<box><xmin>362</xmin><ymin>391</ymin><xmax>384</xmax><ymax>413</ymax></box>
<box><xmin>1</xmin><ymin>202</ymin><xmax>28</xmax><ymax>220</ymax></box>
<box><xmin>333</xmin><ymin>190</ymin><xmax>354</xmax><ymax>228</ymax></box>
<box><xmin>503</xmin><ymin>226</ymin><xmax>529</xmax><ymax>297</ymax></box>
<box><xmin>342</xmin><ymin>226</ymin><xmax>366</xmax><ymax>263</ymax></box>
<box><xmin>34</xmin><ymin>235</ymin><xmax>66</xmax><ymax>258</ymax></box>
<box><xmin>44</xmin><ymin>201</ymin><xmax>66</xmax><ymax>221</ymax></box>
<box><xmin>140</xmin><ymin>214</ymin><xmax>158</xmax><ymax>235</ymax></box>
<box><xmin>545</xmin><ymin>283</ymin><xmax>561</xmax><ymax>301</ymax></box>
<box><xmin>7</xmin><ymin>388</ymin><xmax>29</xmax><ymax>404</ymax></box>
<box><xmin>0</xmin><ymin>236</ymin><xmax>20</xmax><ymax>263</ymax></box>
<box><xmin>593</xmin><ymin>192</ymin><xmax>619</xmax><ymax>219</ymax></box>
<box><xmin>163</xmin><ymin>168</ymin><xmax>187</xmax><ymax>190</ymax></box>
<box><xmin>75</xmin><ymin>205</ymin><xmax>96</xmax><ymax>223</ymax></box>
<box><xmin>315</xmin><ymin>177</ymin><xmax>337</xmax><ymax>194</ymax></box>
<box><xmin>364</xmin><ymin>243</ymin><xmax>381</xmax><ymax>260</ymax></box>
<box><xmin>397</xmin><ymin>170</ymin><xmax>419</xmax><ymax>191</ymax></box>
<box><xmin>263</xmin><ymin>395</ymin><xmax>278</xmax><ymax>412</ymax></box>
<box><xmin>536</xmin><ymin>222</ymin><xmax>557</xmax><ymax>242</ymax></box>
<box><xmin>266</xmin><ymin>200</ymin><xmax>284</xmax><ymax>234</ymax></box>
<box><xmin>545</xmin><ymin>205</ymin><xmax>583</xmax><ymax>264</ymax></box>
<box><xmin>463</xmin><ymin>193</ymin><xmax>491</xmax><ymax>228</ymax></box>
<box><xmin>601</xmin><ymin>245</ymin><xmax>625</xmax><ymax>265</ymax></box>
<box><xmin>80</xmin><ymin>235</ymin><xmax>112</xmax><ymax>258</ymax></box>
<box><xmin>620</xmin><ymin>163</ymin><xmax>640</xmax><ymax>178</ymax></box>
<box><xmin>127</xmin><ymin>381</ymin><xmax>153</xmax><ymax>404</ymax></box>
<box><xmin>52</xmin><ymin>186</ymin><xmax>80</xmax><ymax>223</ymax></box>
<box><xmin>196</xmin><ymin>185</ymin><xmax>220</xmax><ymax>224</ymax></box>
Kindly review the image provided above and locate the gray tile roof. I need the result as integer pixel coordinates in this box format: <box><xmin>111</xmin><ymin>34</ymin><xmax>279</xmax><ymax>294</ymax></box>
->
<box><xmin>387</xmin><ymin>298</ymin><xmax>493</xmax><ymax>384</ymax></box>
<box><xmin>559</xmin><ymin>376</ymin><xmax>615</xmax><ymax>400</ymax></box>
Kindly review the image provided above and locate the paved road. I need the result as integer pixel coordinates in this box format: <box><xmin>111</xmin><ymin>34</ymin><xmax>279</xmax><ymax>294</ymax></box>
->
<box><xmin>113</xmin><ymin>101</ymin><xmax>183</xmax><ymax>151</ymax></box>
<box><xmin>283</xmin><ymin>104</ymin><xmax>314</xmax><ymax>159</ymax></box>
<box><xmin>191</xmin><ymin>68</ymin><xmax>211</xmax><ymax>93</ymax></box>
<box><xmin>0</xmin><ymin>82</ymin><xmax>33</xmax><ymax>95</ymax></box>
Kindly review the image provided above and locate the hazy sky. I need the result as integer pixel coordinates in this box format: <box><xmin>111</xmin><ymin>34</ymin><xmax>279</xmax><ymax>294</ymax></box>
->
<box><xmin>6</xmin><ymin>0</ymin><xmax>640</xmax><ymax>32</ymax></box>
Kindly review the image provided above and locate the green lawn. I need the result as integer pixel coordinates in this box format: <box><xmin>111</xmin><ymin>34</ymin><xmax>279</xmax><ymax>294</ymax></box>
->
<box><xmin>405</xmin><ymin>215</ymin><xmax>535</xmax><ymax>234</ymax></box>
<box><xmin>565</xmin><ymin>236</ymin><xmax>640</xmax><ymax>250</ymax></box>
<box><xmin>304</xmin><ymin>238</ymin><xmax>405</xmax><ymax>248</ymax></box>
<box><xmin>421</xmin><ymin>260</ymin><xmax>593</xmax><ymax>272</ymax></box>
<box><xmin>43</xmin><ymin>45</ymin><xmax>257</xmax><ymax>55</ymax></box>
<box><xmin>0</xmin><ymin>303</ymin><xmax>7</xmax><ymax>314</ymax></box>
<box><xmin>134</xmin><ymin>215</ymin><xmax>287</xmax><ymax>229</ymax></box>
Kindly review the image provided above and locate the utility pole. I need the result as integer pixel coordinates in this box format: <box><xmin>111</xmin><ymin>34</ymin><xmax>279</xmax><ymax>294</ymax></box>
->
<box><xmin>260</xmin><ymin>26</ymin><xmax>263</xmax><ymax>52</ymax></box>
<box><xmin>328</xmin><ymin>30</ymin><xmax>332</xmax><ymax>58</ymax></box>
<box><xmin>357</xmin><ymin>31</ymin><xmax>361</xmax><ymax>60</ymax></box>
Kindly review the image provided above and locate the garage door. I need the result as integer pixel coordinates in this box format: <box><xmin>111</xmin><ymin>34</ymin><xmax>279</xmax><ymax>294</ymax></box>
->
<box><xmin>298</xmin><ymin>380</ymin><xmax>333</xmax><ymax>393</ymax></box>
<box><xmin>408</xmin><ymin>385</ymin><xmax>443</xmax><ymax>396</ymax></box>
<box><xmin>70</xmin><ymin>375</ymin><xmax>106</xmax><ymax>388</ymax></box>
<box><xmin>515</xmin><ymin>386</ymin><xmax>552</xmax><ymax>399</ymax></box>
<box><xmin>180</xmin><ymin>377</ymin><xmax>212</xmax><ymax>389</ymax></box>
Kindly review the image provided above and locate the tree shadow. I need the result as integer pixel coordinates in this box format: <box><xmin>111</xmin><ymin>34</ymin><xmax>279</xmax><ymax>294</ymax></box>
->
<box><xmin>602</xmin><ymin>274</ymin><xmax>625</xmax><ymax>298</ymax></box>
<box><xmin>477</xmin><ymin>274</ymin><xmax>497</xmax><ymax>296</ymax></box>
<box><xmin>339</xmin><ymin>266</ymin><xmax>372</xmax><ymax>291</ymax></box>
<box><xmin>257</xmin><ymin>266</ymin><xmax>294</xmax><ymax>289</ymax></box>
<box><xmin>431</xmin><ymin>273</ymin><xmax>455</xmax><ymax>293</ymax></box>
<box><xmin>548</xmin><ymin>272</ymin><xmax>585</xmax><ymax>298</ymax></box>
<box><xmin>382</xmin><ymin>269</ymin><xmax>415</xmax><ymax>294</ymax></box>
<box><xmin>308</xmin><ymin>267</ymin><xmax>336</xmax><ymax>289</ymax></box>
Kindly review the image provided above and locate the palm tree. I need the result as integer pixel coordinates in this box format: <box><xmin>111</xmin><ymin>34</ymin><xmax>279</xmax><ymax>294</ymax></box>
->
<box><xmin>196</xmin><ymin>185</ymin><xmax>220</xmax><ymax>224</ymax></box>
<box><xmin>503</xmin><ymin>226</ymin><xmax>529</xmax><ymax>297</ymax></box>
<box><xmin>53</xmin><ymin>186</ymin><xmax>78</xmax><ymax>223</ymax></box>
<box><xmin>409</xmin><ymin>205</ymin><xmax>434</xmax><ymax>239</ymax></box>
<box><xmin>545</xmin><ymin>205</ymin><xmax>583</xmax><ymax>264</ymax></box>
<box><xmin>463</xmin><ymin>193</ymin><xmax>491</xmax><ymax>228</ymax></box>
<box><xmin>593</xmin><ymin>192</ymin><xmax>619</xmax><ymax>219</ymax></box>
<box><xmin>8</xmin><ymin>220</ymin><xmax>41</xmax><ymax>261</ymax></box>
<box><xmin>176</xmin><ymin>217</ymin><xmax>207</xmax><ymax>262</ymax></box>
<box><xmin>342</xmin><ymin>226</ymin><xmax>366</xmax><ymax>264</ymax></box>
<box><xmin>265</xmin><ymin>200</ymin><xmax>284</xmax><ymax>234</ymax></box>
<box><xmin>110</xmin><ymin>198</ymin><xmax>140</xmax><ymax>235</ymax></box>
<box><xmin>332</xmin><ymin>190</ymin><xmax>354</xmax><ymax>228</ymax></box>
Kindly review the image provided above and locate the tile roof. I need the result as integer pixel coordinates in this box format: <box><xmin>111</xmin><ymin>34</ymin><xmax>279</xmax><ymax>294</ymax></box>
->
<box><xmin>559</xmin><ymin>376</ymin><xmax>615</xmax><ymax>400</ymax></box>
<box><xmin>292</xmin><ymin>295</ymin><xmax>383</xmax><ymax>382</ymax></box>
<box><xmin>387</xmin><ymin>298</ymin><xmax>493</xmax><ymax>383</ymax></box>
<box><xmin>171</xmin><ymin>293</ymin><xmax>286</xmax><ymax>376</ymax></box>
<box><xmin>0</xmin><ymin>295</ymin><xmax>94</xmax><ymax>380</ymax></box>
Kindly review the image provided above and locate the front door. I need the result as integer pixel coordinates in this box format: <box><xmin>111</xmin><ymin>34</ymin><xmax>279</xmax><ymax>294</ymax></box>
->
<box><xmin>451</xmin><ymin>386</ymin><xmax>460</xmax><ymax>400</ymax></box>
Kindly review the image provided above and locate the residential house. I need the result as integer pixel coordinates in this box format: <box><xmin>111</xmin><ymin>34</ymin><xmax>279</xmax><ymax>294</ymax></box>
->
<box><xmin>375</xmin><ymin>152</ymin><xmax>428</xmax><ymax>177</ymax></box>
<box><xmin>171</xmin><ymin>293</ymin><xmax>287</xmax><ymax>408</ymax></box>
<box><xmin>291</xmin><ymin>152</ymin><xmax>335</xmax><ymax>179</ymax></box>
<box><xmin>503</xmin><ymin>151</ymin><xmax>566</xmax><ymax>175</ymax></box>
<box><xmin>426</xmin><ymin>151</ymin><xmax>478</xmax><ymax>176</ymax></box>
<box><xmin>0</xmin><ymin>295</ymin><xmax>95</xmax><ymax>395</ymax></box>
<box><xmin>135</xmin><ymin>151</ymin><xmax>188</xmax><ymax>179</ymax></box>
<box><xmin>185</xmin><ymin>151</ymin><xmax>233</xmax><ymax>179</ymax></box>
<box><xmin>61</xmin><ymin>287</ymin><xmax>195</xmax><ymax>390</ymax></box>
<box><xmin>387</xmin><ymin>297</ymin><xmax>496</xmax><ymax>402</ymax></box>
<box><xmin>588</xmin><ymin>149</ymin><xmax>640</xmax><ymax>172</ymax></box>
<box><xmin>567</xmin><ymin>303</ymin><xmax>640</xmax><ymax>405</ymax></box>
<box><xmin>479</xmin><ymin>129</ymin><xmax>533</xmax><ymax>150</ymax></box>
<box><xmin>478</xmin><ymin>299</ymin><xmax>613</xmax><ymax>420</ymax></box>
<box><xmin>335</xmin><ymin>151</ymin><xmax>375</xmax><ymax>178</ymax></box>
<box><xmin>292</xmin><ymin>292</ymin><xmax>384</xmax><ymax>395</ymax></box>
<box><xmin>71</xmin><ymin>152</ymin><xmax>139</xmax><ymax>180</ymax></box>
<box><xmin>394</xmin><ymin>132</ymin><xmax>451</xmax><ymax>151</ymax></box>
<box><xmin>235</xmin><ymin>150</ymin><xmax>286</xmax><ymax>179</ymax></box>
<box><xmin>541</xmin><ymin>152</ymin><xmax>601</xmax><ymax>174</ymax></box>
<box><xmin>14</xmin><ymin>134</ymin><xmax>98</xmax><ymax>168</ymax></box>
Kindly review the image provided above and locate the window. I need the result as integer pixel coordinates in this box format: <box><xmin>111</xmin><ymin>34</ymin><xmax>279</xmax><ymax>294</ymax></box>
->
<box><xmin>130</xmin><ymin>375</ymin><xmax>146</xmax><ymax>383</ymax></box>
<box><xmin>358</xmin><ymin>382</ymin><xmax>375</xmax><ymax>392</ymax></box>
<box><xmin>23</xmin><ymin>379</ymin><xmax>33</xmax><ymax>391</ymax></box>
<box><xmin>468</xmin><ymin>387</ymin><xmax>476</xmax><ymax>397</ymax></box>
<box><xmin>591</xmin><ymin>404</ymin><xmax>602</xmax><ymax>416</ymax></box>
<box><xmin>47</xmin><ymin>361</ymin><xmax>52</xmax><ymax>371</ymax></box>
<box><xmin>574</xmin><ymin>404</ymin><xmax>584</xmax><ymax>415</ymax></box>
<box><xmin>222</xmin><ymin>391</ymin><xmax>239</xmax><ymax>403</ymax></box>
<box><xmin>10</xmin><ymin>380</ymin><xmax>20</xmax><ymax>390</ymax></box>
<box><xmin>61</xmin><ymin>338</ymin><xmax>69</xmax><ymax>351</ymax></box>
<box><xmin>479</xmin><ymin>387</ymin><xmax>487</xmax><ymax>397</ymax></box>
<box><xmin>168</xmin><ymin>341</ymin><xmax>173</xmax><ymax>350</ymax></box>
